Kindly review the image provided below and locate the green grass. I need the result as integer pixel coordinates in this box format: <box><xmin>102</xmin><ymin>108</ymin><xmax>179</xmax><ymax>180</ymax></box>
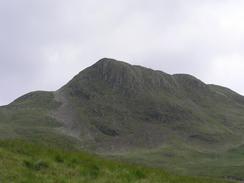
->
<box><xmin>117</xmin><ymin>142</ymin><xmax>244</xmax><ymax>181</ymax></box>
<box><xmin>0</xmin><ymin>140</ymin><xmax>231</xmax><ymax>183</ymax></box>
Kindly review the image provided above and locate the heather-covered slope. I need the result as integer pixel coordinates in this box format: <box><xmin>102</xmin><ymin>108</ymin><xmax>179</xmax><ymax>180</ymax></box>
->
<box><xmin>1</xmin><ymin>58</ymin><xmax>244</xmax><ymax>180</ymax></box>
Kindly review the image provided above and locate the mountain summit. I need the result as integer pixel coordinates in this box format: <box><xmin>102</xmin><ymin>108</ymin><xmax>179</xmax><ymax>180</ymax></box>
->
<box><xmin>1</xmin><ymin>58</ymin><xmax>244</xmax><ymax>178</ymax></box>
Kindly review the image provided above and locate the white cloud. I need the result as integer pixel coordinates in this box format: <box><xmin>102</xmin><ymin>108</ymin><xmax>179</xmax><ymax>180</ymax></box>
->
<box><xmin>206</xmin><ymin>53</ymin><xmax>244</xmax><ymax>93</ymax></box>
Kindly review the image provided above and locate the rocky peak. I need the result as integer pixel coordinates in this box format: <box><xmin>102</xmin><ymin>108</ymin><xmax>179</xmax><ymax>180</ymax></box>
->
<box><xmin>89</xmin><ymin>58</ymin><xmax>140</xmax><ymax>90</ymax></box>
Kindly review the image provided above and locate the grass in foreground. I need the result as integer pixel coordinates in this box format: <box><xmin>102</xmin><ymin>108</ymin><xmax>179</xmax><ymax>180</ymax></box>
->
<box><xmin>0</xmin><ymin>140</ymin><xmax>231</xmax><ymax>183</ymax></box>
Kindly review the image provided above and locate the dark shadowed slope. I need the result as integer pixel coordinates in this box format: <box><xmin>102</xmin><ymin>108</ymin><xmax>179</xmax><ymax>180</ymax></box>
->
<box><xmin>1</xmin><ymin>58</ymin><xmax>244</xmax><ymax>179</ymax></box>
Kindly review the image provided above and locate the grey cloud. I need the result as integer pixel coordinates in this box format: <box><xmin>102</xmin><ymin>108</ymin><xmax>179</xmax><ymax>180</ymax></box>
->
<box><xmin>0</xmin><ymin>0</ymin><xmax>244</xmax><ymax>105</ymax></box>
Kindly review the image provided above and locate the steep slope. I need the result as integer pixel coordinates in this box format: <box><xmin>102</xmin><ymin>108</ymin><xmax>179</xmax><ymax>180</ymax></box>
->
<box><xmin>1</xmin><ymin>58</ymin><xmax>244</xmax><ymax>180</ymax></box>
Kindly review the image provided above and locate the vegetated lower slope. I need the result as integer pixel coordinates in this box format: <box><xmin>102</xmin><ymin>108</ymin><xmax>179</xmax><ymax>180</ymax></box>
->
<box><xmin>0</xmin><ymin>140</ymin><xmax>230</xmax><ymax>183</ymax></box>
<box><xmin>0</xmin><ymin>91</ymin><xmax>82</xmax><ymax>149</ymax></box>
<box><xmin>1</xmin><ymin>58</ymin><xmax>244</xmax><ymax>180</ymax></box>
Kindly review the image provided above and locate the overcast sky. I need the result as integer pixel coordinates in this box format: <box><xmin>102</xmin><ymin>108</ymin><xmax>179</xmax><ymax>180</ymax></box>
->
<box><xmin>0</xmin><ymin>0</ymin><xmax>244</xmax><ymax>105</ymax></box>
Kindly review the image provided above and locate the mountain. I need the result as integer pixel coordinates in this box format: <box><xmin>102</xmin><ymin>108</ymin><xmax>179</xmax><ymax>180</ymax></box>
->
<box><xmin>1</xmin><ymin>58</ymin><xmax>244</xmax><ymax>180</ymax></box>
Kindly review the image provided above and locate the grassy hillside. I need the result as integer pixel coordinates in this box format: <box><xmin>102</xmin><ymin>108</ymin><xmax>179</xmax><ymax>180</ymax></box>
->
<box><xmin>115</xmin><ymin>141</ymin><xmax>244</xmax><ymax>181</ymax></box>
<box><xmin>0</xmin><ymin>91</ymin><xmax>82</xmax><ymax>149</ymax></box>
<box><xmin>1</xmin><ymin>58</ymin><xmax>244</xmax><ymax>180</ymax></box>
<box><xmin>0</xmin><ymin>140</ymin><xmax>230</xmax><ymax>183</ymax></box>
